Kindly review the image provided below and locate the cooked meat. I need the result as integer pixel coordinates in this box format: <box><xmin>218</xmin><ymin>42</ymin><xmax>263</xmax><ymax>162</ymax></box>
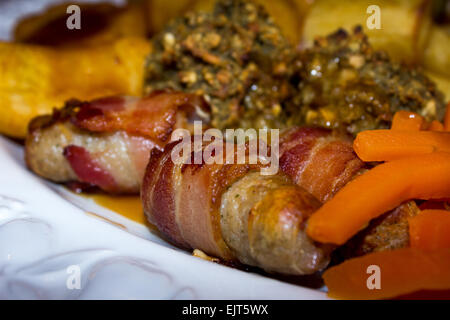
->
<box><xmin>279</xmin><ymin>127</ymin><xmax>364</xmax><ymax>202</ymax></box>
<box><xmin>26</xmin><ymin>121</ymin><xmax>155</xmax><ymax>193</ymax></box>
<box><xmin>142</xmin><ymin>127</ymin><xmax>363</xmax><ymax>275</ymax></box>
<box><xmin>288</xmin><ymin>26</ymin><xmax>447</xmax><ymax>134</ymax></box>
<box><xmin>25</xmin><ymin>91</ymin><xmax>209</xmax><ymax>193</ymax></box>
<box><xmin>144</xmin><ymin>0</ymin><xmax>297</xmax><ymax>130</ymax></box>
<box><xmin>334</xmin><ymin>201</ymin><xmax>421</xmax><ymax>261</ymax></box>
<box><xmin>221</xmin><ymin>172</ymin><xmax>330</xmax><ymax>275</ymax></box>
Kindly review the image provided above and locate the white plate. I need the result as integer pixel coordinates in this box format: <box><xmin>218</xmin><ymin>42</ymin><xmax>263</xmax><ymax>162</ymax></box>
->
<box><xmin>0</xmin><ymin>0</ymin><xmax>327</xmax><ymax>300</ymax></box>
<box><xmin>0</xmin><ymin>136</ymin><xmax>327</xmax><ymax>299</ymax></box>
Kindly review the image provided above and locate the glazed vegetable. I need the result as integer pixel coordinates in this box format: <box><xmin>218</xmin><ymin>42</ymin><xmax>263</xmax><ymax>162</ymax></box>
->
<box><xmin>306</xmin><ymin>153</ymin><xmax>450</xmax><ymax>245</ymax></box>
<box><xmin>353</xmin><ymin>130</ymin><xmax>450</xmax><ymax>162</ymax></box>
<box><xmin>391</xmin><ymin>111</ymin><xmax>425</xmax><ymax>131</ymax></box>
<box><xmin>323</xmin><ymin>248</ymin><xmax>450</xmax><ymax>299</ymax></box>
<box><xmin>409</xmin><ymin>210</ymin><xmax>450</xmax><ymax>251</ymax></box>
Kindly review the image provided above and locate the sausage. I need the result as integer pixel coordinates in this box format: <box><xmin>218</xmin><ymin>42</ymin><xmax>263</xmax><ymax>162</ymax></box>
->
<box><xmin>25</xmin><ymin>91</ymin><xmax>209</xmax><ymax>193</ymax></box>
<box><xmin>220</xmin><ymin>172</ymin><xmax>331</xmax><ymax>275</ymax></box>
<box><xmin>142</xmin><ymin>128</ymin><xmax>363</xmax><ymax>274</ymax></box>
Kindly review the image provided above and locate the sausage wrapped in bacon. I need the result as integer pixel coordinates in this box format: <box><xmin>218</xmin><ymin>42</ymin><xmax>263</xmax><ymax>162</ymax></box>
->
<box><xmin>142</xmin><ymin>127</ymin><xmax>364</xmax><ymax>275</ymax></box>
<box><xmin>25</xmin><ymin>91</ymin><xmax>209</xmax><ymax>193</ymax></box>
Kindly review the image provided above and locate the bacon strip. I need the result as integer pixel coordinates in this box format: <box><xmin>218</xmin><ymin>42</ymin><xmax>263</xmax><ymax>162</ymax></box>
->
<box><xmin>280</xmin><ymin>128</ymin><xmax>364</xmax><ymax>202</ymax></box>
<box><xmin>142</xmin><ymin>139</ymin><xmax>258</xmax><ymax>259</ymax></box>
<box><xmin>178</xmin><ymin>155</ymin><xmax>255</xmax><ymax>259</ymax></box>
<box><xmin>142</xmin><ymin>145</ymin><xmax>190</xmax><ymax>248</ymax></box>
<box><xmin>72</xmin><ymin>91</ymin><xmax>209</xmax><ymax>144</ymax></box>
<box><xmin>63</xmin><ymin>145</ymin><xmax>118</xmax><ymax>193</ymax></box>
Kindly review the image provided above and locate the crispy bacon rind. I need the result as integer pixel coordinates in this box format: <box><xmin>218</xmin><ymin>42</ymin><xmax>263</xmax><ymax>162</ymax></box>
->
<box><xmin>28</xmin><ymin>90</ymin><xmax>209</xmax><ymax>143</ymax></box>
<box><xmin>280</xmin><ymin>127</ymin><xmax>365</xmax><ymax>202</ymax></box>
<box><xmin>72</xmin><ymin>91</ymin><xmax>209</xmax><ymax>144</ymax></box>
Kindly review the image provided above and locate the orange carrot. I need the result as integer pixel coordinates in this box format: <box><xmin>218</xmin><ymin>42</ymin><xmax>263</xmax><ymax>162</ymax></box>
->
<box><xmin>445</xmin><ymin>102</ymin><xmax>450</xmax><ymax>131</ymax></box>
<box><xmin>306</xmin><ymin>153</ymin><xmax>450</xmax><ymax>245</ymax></box>
<box><xmin>391</xmin><ymin>111</ymin><xmax>425</xmax><ymax>131</ymax></box>
<box><xmin>323</xmin><ymin>248</ymin><xmax>450</xmax><ymax>299</ymax></box>
<box><xmin>353</xmin><ymin>130</ymin><xmax>450</xmax><ymax>162</ymax></box>
<box><xmin>428</xmin><ymin>120</ymin><xmax>445</xmax><ymax>132</ymax></box>
<box><xmin>409</xmin><ymin>209</ymin><xmax>450</xmax><ymax>251</ymax></box>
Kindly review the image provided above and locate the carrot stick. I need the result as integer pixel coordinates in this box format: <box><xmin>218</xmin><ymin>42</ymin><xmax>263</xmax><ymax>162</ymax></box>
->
<box><xmin>428</xmin><ymin>120</ymin><xmax>445</xmax><ymax>131</ymax></box>
<box><xmin>323</xmin><ymin>248</ymin><xmax>450</xmax><ymax>299</ymax></box>
<box><xmin>353</xmin><ymin>130</ymin><xmax>450</xmax><ymax>162</ymax></box>
<box><xmin>409</xmin><ymin>209</ymin><xmax>450</xmax><ymax>251</ymax></box>
<box><xmin>306</xmin><ymin>153</ymin><xmax>450</xmax><ymax>245</ymax></box>
<box><xmin>445</xmin><ymin>102</ymin><xmax>450</xmax><ymax>131</ymax></box>
<box><xmin>391</xmin><ymin>111</ymin><xmax>425</xmax><ymax>131</ymax></box>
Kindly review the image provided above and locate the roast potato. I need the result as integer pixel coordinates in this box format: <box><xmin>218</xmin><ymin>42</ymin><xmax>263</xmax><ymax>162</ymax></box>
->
<box><xmin>0</xmin><ymin>37</ymin><xmax>151</xmax><ymax>138</ymax></box>
<box><xmin>301</xmin><ymin>0</ymin><xmax>433</xmax><ymax>65</ymax></box>
<box><xmin>423</xmin><ymin>25</ymin><xmax>450</xmax><ymax>78</ymax></box>
<box><xmin>427</xmin><ymin>71</ymin><xmax>450</xmax><ymax>101</ymax></box>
